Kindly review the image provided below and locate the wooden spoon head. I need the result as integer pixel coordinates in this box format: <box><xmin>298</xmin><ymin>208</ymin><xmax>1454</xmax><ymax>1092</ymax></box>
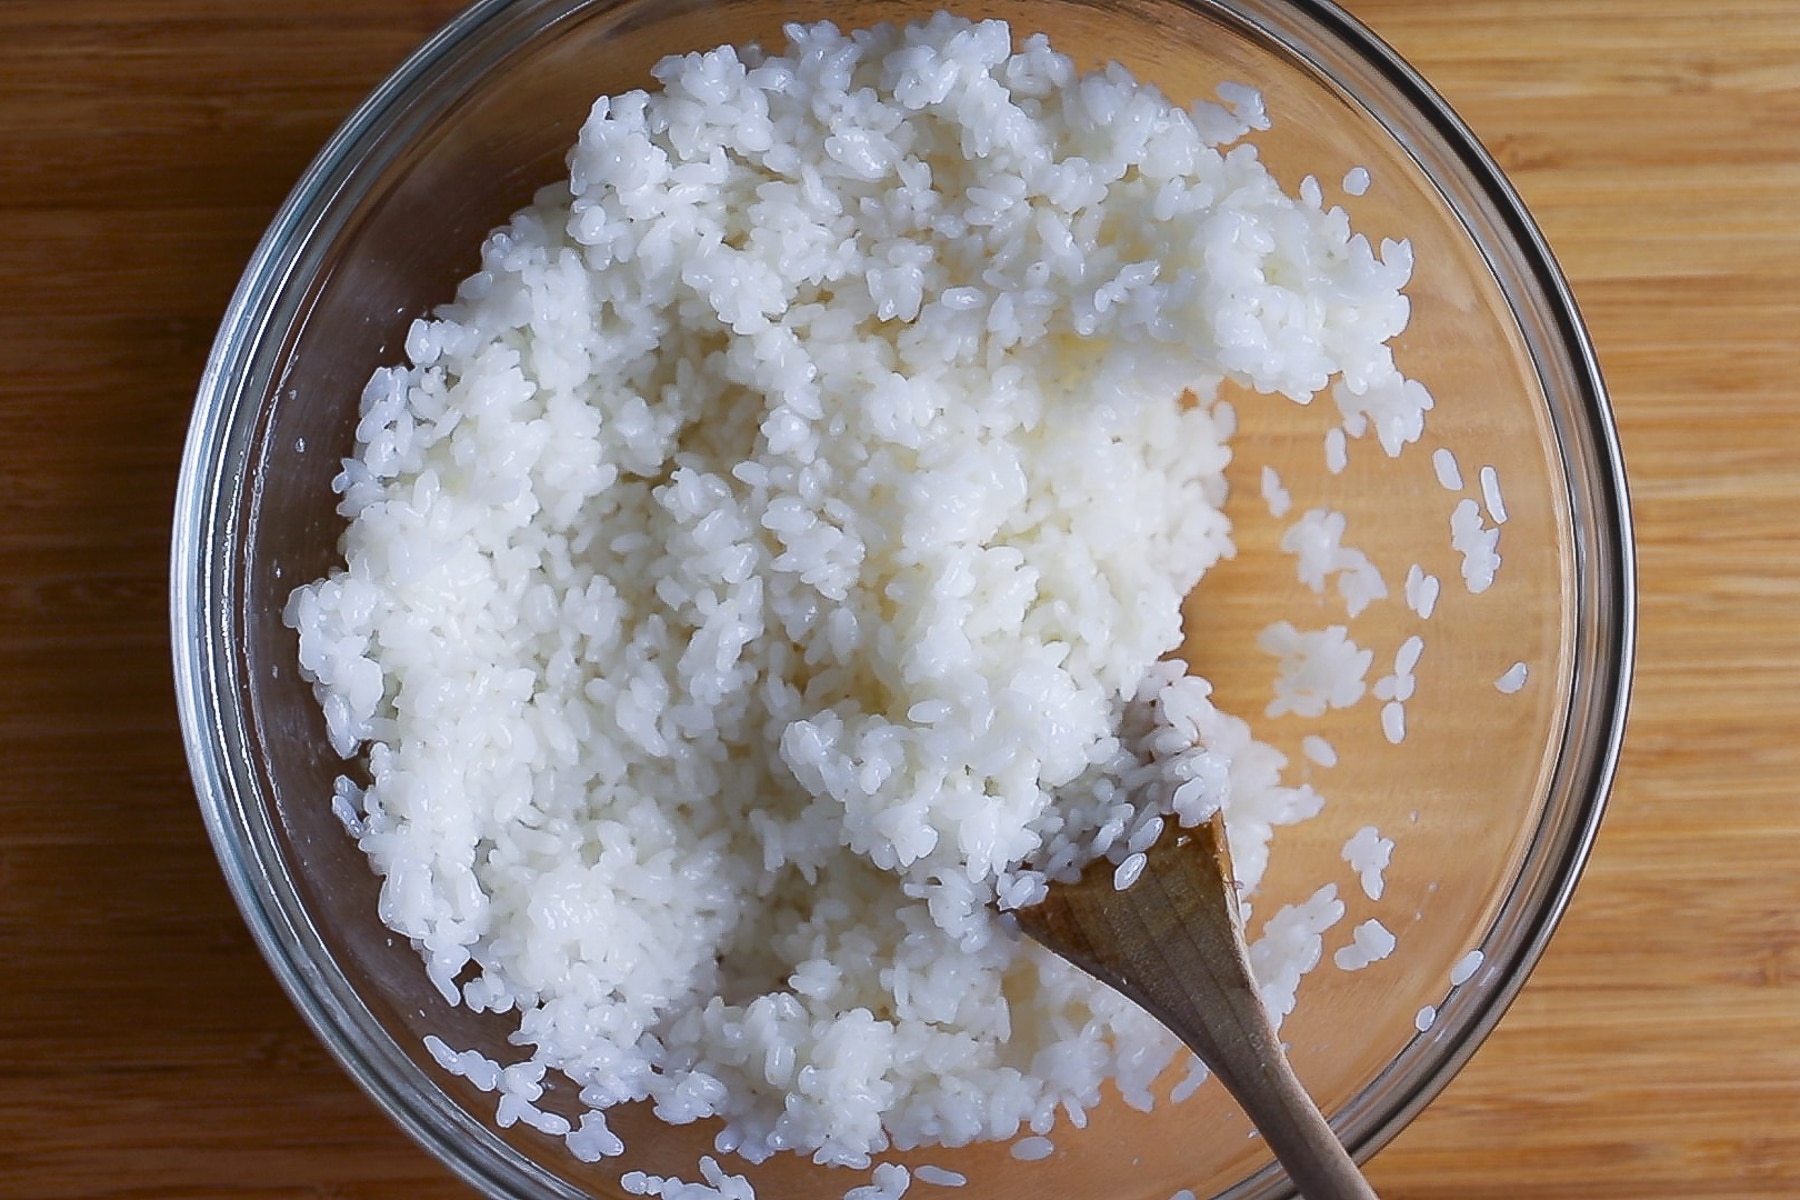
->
<box><xmin>1011</xmin><ymin>810</ymin><xmax>1247</xmax><ymax>1006</ymax></box>
<box><xmin>1012</xmin><ymin>811</ymin><xmax>1380</xmax><ymax>1200</ymax></box>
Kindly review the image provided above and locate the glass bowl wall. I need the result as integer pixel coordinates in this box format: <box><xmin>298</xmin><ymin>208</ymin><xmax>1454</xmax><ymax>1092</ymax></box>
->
<box><xmin>172</xmin><ymin>1</ymin><xmax>1633</xmax><ymax>1197</ymax></box>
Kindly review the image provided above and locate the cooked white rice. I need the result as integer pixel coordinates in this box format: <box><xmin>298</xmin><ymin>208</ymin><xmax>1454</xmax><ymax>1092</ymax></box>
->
<box><xmin>1324</xmin><ymin>426</ymin><xmax>1348</xmax><ymax>474</ymax></box>
<box><xmin>1373</xmin><ymin>635</ymin><xmax>1423</xmax><ymax>706</ymax></box>
<box><xmin>1431</xmin><ymin>446</ymin><xmax>1463</xmax><ymax>491</ymax></box>
<box><xmin>1245</xmin><ymin>884</ymin><xmax>1346</xmax><ymax>1028</ymax></box>
<box><xmin>1258</xmin><ymin>622</ymin><xmax>1372</xmax><ymax>718</ymax></box>
<box><xmin>1332</xmin><ymin>918</ymin><xmax>1397</xmax><ymax>972</ymax></box>
<box><xmin>623</xmin><ymin>1158</ymin><xmax>758</xmax><ymax>1200</ymax></box>
<box><xmin>913</xmin><ymin>1165</ymin><xmax>966</xmax><ymax>1188</ymax></box>
<box><xmin>1451</xmin><ymin>498</ymin><xmax>1503</xmax><ymax>593</ymax></box>
<box><xmin>1301</xmin><ymin>734</ymin><xmax>1337</xmax><ymax>768</ymax></box>
<box><xmin>1450</xmin><ymin>949</ymin><xmax>1486</xmax><ymax>986</ymax></box>
<box><xmin>1279</xmin><ymin>508</ymin><xmax>1386</xmax><ymax>617</ymax></box>
<box><xmin>1169</xmin><ymin>1053</ymin><xmax>1210</xmax><ymax>1103</ymax></box>
<box><xmin>1479</xmin><ymin>464</ymin><xmax>1508</xmax><ymax>524</ymax></box>
<box><xmin>844</xmin><ymin>1164</ymin><xmax>912</xmax><ymax>1200</ymax></box>
<box><xmin>1373</xmin><ymin>672</ymin><xmax>1416</xmax><ymax>704</ymax></box>
<box><xmin>1403</xmin><ymin>562</ymin><xmax>1440</xmax><ymax>620</ymax></box>
<box><xmin>1395</xmin><ymin>634</ymin><xmax>1425</xmax><ymax>676</ymax></box>
<box><xmin>1260</xmin><ymin>463</ymin><xmax>1291</xmax><ymax>518</ymax></box>
<box><xmin>286</xmin><ymin>12</ymin><xmax>1435</xmax><ymax>1180</ymax></box>
<box><xmin>1380</xmin><ymin>699</ymin><xmax>1407</xmax><ymax>744</ymax></box>
<box><xmin>1341</xmin><ymin>824</ymin><xmax>1394</xmax><ymax>901</ymax></box>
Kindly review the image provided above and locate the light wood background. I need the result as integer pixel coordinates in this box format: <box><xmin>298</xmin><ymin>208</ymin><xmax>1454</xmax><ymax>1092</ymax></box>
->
<box><xmin>1</xmin><ymin>1</ymin><xmax>1795</xmax><ymax>1196</ymax></box>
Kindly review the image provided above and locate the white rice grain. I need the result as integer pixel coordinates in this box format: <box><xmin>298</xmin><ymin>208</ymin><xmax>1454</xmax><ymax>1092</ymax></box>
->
<box><xmin>914</xmin><ymin>1166</ymin><xmax>967</xmax><ymax>1188</ymax></box>
<box><xmin>619</xmin><ymin>1162</ymin><xmax>758</xmax><ymax>1200</ymax></box>
<box><xmin>1341</xmin><ymin>825</ymin><xmax>1394</xmax><ymax>900</ymax></box>
<box><xmin>1451</xmin><ymin>949</ymin><xmax>1486</xmax><ymax>986</ymax></box>
<box><xmin>1325</xmin><ymin>427</ymin><xmax>1348</xmax><ymax>474</ymax></box>
<box><xmin>1113</xmin><ymin>852</ymin><xmax>1149</xmax><ymax>891</ymax></box>
<box><xmin>1403</xmin><ymin>564</ymin><xmax>1441</xmax><ymax>620</ymax></box>
<box><xmin>1259</xmin><ymin>623</ymin><xmax>1372</xmax><ymax>719</ymax></box>
<box><xmin>1279</xmin><ymin>509</ymin><xmax>1387</xmax><ymax>618</ymax></box>
<box><xmin>1213</xmin><ymin>400</ymin><xmax>1238</xmax><ymax>439</ymax></box>
<box><xmin>565</xmin><ymin>1112</ymin><xmax>626</xmax><ymax>1162</ymax></box>
<box><xmin>844</xmin><ymin>1164</ymin><xmax>910</xmax><ymax>1200</ymax></box>
<box><xmin>1248</xmin><ymin>885</ymin><xmax>1346</xmax><ymax>1030</ymax></box>
<box><xmin>1332</xmin><ymin>918</ymin><xmax>1398</xmax><ymax>971</ymax></box>
<box><xmin>1395</xmin><ymin>634</ymin><xmax>1425</xmax><ymax>676</ymax></box>
<box><xmin>1381</xmin><ymin>700</ymin><xmax>1406</xmax><ymax>744</ymax></box>
<box><xmin>1261</xmin><ymin>464</ymin><xmax>1292</xmax><ymax>518</ymax></box>
<box><xmin>1432</xmin><ymin>447</ymin><xmax>1463</xmax><ymax>491</ymax></box>
<box><xmin>1373</xmin><ymin>672</ymin><xmax>1416</xmax><ymax>704</ymax></box>
<box><xmin>423</xmin><ymin>1034</ymin><xmax>458</xmax><ymax>1072</ymax></box>
<box><xmin>1479</xmin><ymin>464</ymin><xmax>1508</xmax><ymax>524</ymax></box>
<box><xmin>1169</xmin><ymin>1054</ymin><xmax>1210</xmax><ymax>1103</ymax></box>
<box><xmin>1451</xmin><ymin>498</ymin><xmax>1502</xmax><ymax>593</ymax></box>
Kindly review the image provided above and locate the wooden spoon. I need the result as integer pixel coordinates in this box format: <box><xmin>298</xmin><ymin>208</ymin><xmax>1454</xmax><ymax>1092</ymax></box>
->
<box><xmin>1011</xmin><ymin>811</ymin><xmax>1379</xmax><ymax>1200</ymax></box>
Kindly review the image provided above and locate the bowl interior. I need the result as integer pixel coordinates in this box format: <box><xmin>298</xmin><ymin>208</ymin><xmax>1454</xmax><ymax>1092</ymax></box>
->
<box><xmin>182</xmin><ymin>1</ymin><xmax>1624</xmax><ymax>1197</ymax></box>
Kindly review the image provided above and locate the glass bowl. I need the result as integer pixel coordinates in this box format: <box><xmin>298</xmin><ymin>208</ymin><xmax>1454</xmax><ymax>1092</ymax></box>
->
<box><xmin>171</xmin><ymin>0</ymin><xmax>1634</xmax><ymax>1197</ymax></box>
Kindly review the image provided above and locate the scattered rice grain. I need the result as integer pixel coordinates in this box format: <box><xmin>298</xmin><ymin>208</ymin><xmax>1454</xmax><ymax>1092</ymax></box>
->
<box><xmin>1113</xmin><ymin>852</ymin><xmax>1149</xmax><ymax>891</ymax></box>
<box><xmin>1325</xmin><ymin>427</ymin><xmax>1348</xmax><ymax>474</ymax></box>
<box><xmin>844</xmin><ymin>1164</ymin><xmax>910</xmax><ymax>1200</ymax></box>
<box><xmin>1479</xmin><ymin>464</ymin><xmax>1508</xmax><ymax>524</ymax></box>
<box><xmin>1381</xmin><ymin>700</ymin><xmax>1406</xmax><ymax>744</ymax></box>
<box><xmin>1261</xmin><ymin>465</ymin><xmax>1292</xmax><ymax>518</ymax></box>
<box><xmin>1451</xmin><ymin>949</ymin><xmax>1486</xmax><ymax>986</ymax></box>
<box><xmin>1432</xmin><ymin>447</ymin><xmax>1463</xmax><ymax>491</ymax></box>
<box><xmin>1403</xmin><ymin>564</ymin><xmax>1441</xmax><ymax>620</ymax></box>
<box><xmin>1341</xmin><ymin>825</ymin><xmax>1394</xmax><ymax>900</ymax></box>
<box><xmin>1332</xmin><ymin>918</ymin><xmax>1398</xmax><ymax>971</ymax></box>
<box><xmin>1450</xmin><ymin>498</ymin><xmax>1502</xmax><ymax>593</ymax></box>
<box><xmin>1260</xmin><ymin>623</ymin><xmax>1372</xmax><ymax>718</ymax></box>
<box><xmin>914</xmin><ymin>1166</ymin><xmax>967</xmax><ymax>1188</ymax></box>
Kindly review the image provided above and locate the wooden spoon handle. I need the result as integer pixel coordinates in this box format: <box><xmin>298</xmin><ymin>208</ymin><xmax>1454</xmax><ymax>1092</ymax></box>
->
<box><xmin>1014</xmin><ymin>816</ymin><xmax>1379</xmax><ymax>1200</ymax></box>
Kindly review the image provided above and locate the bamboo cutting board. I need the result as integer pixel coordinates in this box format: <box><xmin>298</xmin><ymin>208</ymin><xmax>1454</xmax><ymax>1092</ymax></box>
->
<box><xmin>0</xmin><ymin>1</ymin><xmax>1796</xmax><ymax>1197</ymax></box>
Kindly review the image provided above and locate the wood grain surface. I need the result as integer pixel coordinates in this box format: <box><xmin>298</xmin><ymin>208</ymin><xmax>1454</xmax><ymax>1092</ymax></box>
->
<box><xmin>1</xmin><ymin>1</ymin><xmax>1795</xmax><ymax>1196</ymax></box>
